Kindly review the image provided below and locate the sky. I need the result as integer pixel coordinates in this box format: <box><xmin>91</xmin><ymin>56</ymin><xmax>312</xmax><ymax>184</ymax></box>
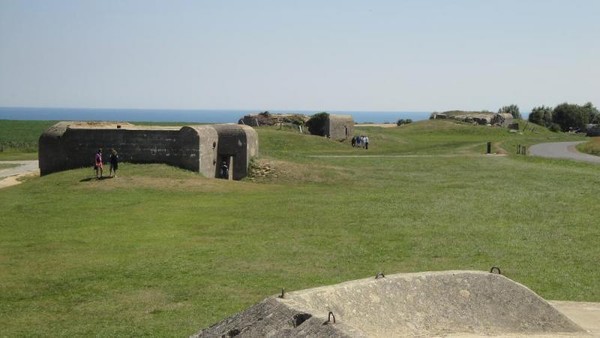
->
<box><xmin>0</xmin><ymin>0</ymin><xmax>599</xmax><ymax>113</ymax></box>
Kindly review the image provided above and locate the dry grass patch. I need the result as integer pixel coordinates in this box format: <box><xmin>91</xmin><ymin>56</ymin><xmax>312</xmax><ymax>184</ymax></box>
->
<box><xmin>247</xmin><ymin>158</ymin><xmax>352</xmax><ymax>184</ymax></box>
<box><xmin>577</xmin><ymin>137</ymin><xmax>600</xmax><ymax>156</ymax></box>
<box><xmin>78</xmin><ymin>175</ymin><xmax>269</xmax><ymax>193</ymax></box>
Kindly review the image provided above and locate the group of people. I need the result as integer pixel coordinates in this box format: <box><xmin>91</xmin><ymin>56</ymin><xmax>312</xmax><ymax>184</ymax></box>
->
<box><xmin>94</xmin><ymin>148</ymin><xmax>119</xmax><ymax>179</ymax></box>
<box><xmin>351</xmin><ymin>135</ymin><xmax>370</xmax><ymax>149</ymax></box>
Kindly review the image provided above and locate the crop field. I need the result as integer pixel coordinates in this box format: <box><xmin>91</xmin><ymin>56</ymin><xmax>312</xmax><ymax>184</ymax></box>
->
<box><xmin>0</xmin><ymin>119</ymin><xmax>598</xmax><ymax>336</ymax></box>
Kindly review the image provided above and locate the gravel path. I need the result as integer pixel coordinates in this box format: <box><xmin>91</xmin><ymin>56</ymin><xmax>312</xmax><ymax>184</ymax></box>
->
<box><xmin>529</xmin><ymin>142</ymin><xmax>600</xmax><ymax>164</ymax></box>
<box><xmin>0</xmin><ymin>160</ymin><xmax>39</xmax><ymax>189</ymax></box>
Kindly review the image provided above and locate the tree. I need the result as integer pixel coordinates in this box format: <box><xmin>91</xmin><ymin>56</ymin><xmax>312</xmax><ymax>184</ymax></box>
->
<box><xmin>498</xmin><ymin>104</ymin><xmax>522</xmax><ymax>119</ymax></box>
<box><xmin>552</xmin><ymin>103</ymin><xmax>589</xmax><ymax>132</ymax></box>
<box><xmin>305</xmin><ymin>112</ymin><xmax>329</xmax><ymax>136</ymax></box>
<box><xmin>582</xmin><ymin>102</ymin><xmax>600</xmax><ymax>124</ymax></box>
<box><xmin>396</xmin><ymin>118</ymin><xmax>413</xmax><ymax>126</ymax></box>
<box><xmin>529</xmin><ymin>105</ymin><xmax>554</xmax><ymax>128</ymax></box>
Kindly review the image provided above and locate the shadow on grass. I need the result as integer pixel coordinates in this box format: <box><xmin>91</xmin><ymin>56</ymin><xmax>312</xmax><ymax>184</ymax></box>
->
<box><xmin>80</xmin><ymin>176</ymin><xmax>113</xmax><ymax>182</ymax></box>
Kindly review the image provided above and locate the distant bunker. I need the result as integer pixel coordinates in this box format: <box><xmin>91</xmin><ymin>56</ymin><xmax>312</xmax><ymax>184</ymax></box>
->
<box><xmin>324</xmin><ymin>114</ymin><xmax>354</xmax><ymax>141</ymax></box>
<box><xmin>431</xmin><ymin>111</ymin><xmax>514</xmax><ymax>127</ymax></box>
<box><xmin>239</xmin><ymin>112</ymin><xmax>354</xmax><ymax>141</ymax></box>
<box><xmin>193</xmin><ymin>271</ymin><xmax>585</xmax><ymax>337</ymax></box>
<box><xmin>39</xmin><ymin>122</ymin><xmax>258</xmax><ymax>180</ymax></box>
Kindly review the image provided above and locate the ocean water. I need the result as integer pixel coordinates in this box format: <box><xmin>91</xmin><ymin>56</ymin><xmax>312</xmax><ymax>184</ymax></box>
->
<box><xmin>0</xmin><ymin>107</ymin><xmax>431</xmax><ymax>124</ymax></box>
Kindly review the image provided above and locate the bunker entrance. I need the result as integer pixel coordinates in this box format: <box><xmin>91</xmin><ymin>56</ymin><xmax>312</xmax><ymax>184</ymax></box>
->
<box><xmin>218</xmin><ymin>155</ymin><xmax>234</xmax><ymax>180</ymax></box>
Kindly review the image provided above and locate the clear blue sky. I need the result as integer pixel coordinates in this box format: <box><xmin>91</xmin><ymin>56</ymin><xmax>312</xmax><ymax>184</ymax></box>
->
<box><xmin>1</xmin><ymin>0</ymin><xmax>598</xmax><ymax>112</ymax></box>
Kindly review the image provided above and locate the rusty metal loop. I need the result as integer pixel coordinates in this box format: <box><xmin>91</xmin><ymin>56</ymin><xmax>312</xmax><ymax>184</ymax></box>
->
<box><xmin>375</xmin><ymin>272</ymin><xmax>385</xmax><ymax>279</ymax></box>
<box><xmin>490</xmin><ymin>266</ymin><xmax>502</xmax><ymax>275</ymax></box>
<box><xmin>328</xmin><ymin>311</ymin><xmax>336</xmax><ymax>324</ymax></box>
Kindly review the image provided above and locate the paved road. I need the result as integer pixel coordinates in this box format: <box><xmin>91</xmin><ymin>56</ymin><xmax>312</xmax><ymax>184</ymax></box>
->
<box><xmin>529</xmin><ymin>141</ymin><xmax>600</xmax><ymax>164</ymax></box>
<box><xmin>0</xmin><ymin>160</ymin><xmax>39</xmax><ymax>189</ymax></box>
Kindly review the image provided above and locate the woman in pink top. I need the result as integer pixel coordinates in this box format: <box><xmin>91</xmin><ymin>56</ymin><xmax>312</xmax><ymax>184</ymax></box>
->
<box><xmin>95</xmin><ymin>148</ymin><xmax>103</xmax><ymax>178</ymax></box>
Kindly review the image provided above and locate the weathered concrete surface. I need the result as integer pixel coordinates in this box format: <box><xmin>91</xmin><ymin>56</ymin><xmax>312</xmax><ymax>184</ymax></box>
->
<box><xmin>192</xmin><ymin>298</ymin><xmax>358</xmax><ymax>338</ymax></box>
<box><xmin>192</xmin><ymin>271</ymin><xmax>586</xmax><ymax>337</ymax></box>
<box><xmin>326</xmin><ymin>114</ymin><xmax>354</xmax><ymax>141</ymax></box>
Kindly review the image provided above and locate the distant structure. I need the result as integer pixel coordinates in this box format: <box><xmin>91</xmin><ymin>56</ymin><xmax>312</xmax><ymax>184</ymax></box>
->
<box><xmin>586</xmin><ymin>124</ymin><xmax>600</xmax><ymax>136</ymax></box>
<box><xmin>431</xmin><ymin>111</ymin><xmax>514</xmax><ymax>127</ymax></box>
<box><xmin>325</xmin><ymin>114</ymin><xmax>354</xmax><ymax>141</ymax></box>
<box><xmin>239</xmin><ymin>112</ymin><xmax>354</xmax><ymax>141</ymax></box>
<box><xmin>238</xmin><ymin>112</ymin><xmax>309</xmax><ymax>127</ymax></box>
<box><xmin>39</xmin><ymin>122</ymin><xmax>258</xmax><ymax>180</ymax></box>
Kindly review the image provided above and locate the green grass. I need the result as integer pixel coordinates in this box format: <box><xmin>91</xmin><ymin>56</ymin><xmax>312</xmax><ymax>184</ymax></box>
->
<box><xmin>0</xmin><ymin>120</ymin><xmax>598</xmax><ymax>337</ymax></box>
<box><xmin>0</xmin><ymin>120</ymin><xmax>57</xmax><ymax>160</ymax></box>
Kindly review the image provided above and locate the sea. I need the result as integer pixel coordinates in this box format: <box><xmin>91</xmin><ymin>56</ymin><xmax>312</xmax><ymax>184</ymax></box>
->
<box><xmin>0</xmin><ymin>107</ymin><xmax>432</xmax><ymax>124</ymax></box>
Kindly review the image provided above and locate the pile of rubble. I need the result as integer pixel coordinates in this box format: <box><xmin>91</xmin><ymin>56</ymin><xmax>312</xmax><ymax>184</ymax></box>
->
<box><xmin>238</xmin><ymin>112</ymin><xmax>309</xmax><ymax>127</ymax></box>
<box><xmin>430</xmin><ymin>111</ymin><xmax>513</xmax><ymax>126</ymax></box>
<box><xmin>247</xmin><ymin>159</ymin><xmax>277</xmax><ymax>180</ymax></box>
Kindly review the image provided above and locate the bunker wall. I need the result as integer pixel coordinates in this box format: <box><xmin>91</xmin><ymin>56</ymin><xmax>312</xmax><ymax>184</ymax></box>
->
<box><xmin>177</xmin><ymin>126</ymin><xmax>219</xmax><ymax>177</ymax></box>
<box><xmin>39</xmin><ymin>124</ymin><xmax>204</xmax><ymax>176</ymax></box>
<box><xmin>326</xmin><ymin>115</ymin><xmax>354</xmax><ymax>141</ymax></box>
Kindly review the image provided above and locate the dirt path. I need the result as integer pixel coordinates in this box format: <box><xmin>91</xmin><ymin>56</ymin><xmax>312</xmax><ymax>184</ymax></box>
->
<box><xmin>0</xmin><ymin>160</ymin><xmax>39</xmax><ymax>189</ymax></box>
<box><xmin>550</xmin><ymin>301</ymin><xmax>600</xmax><ymax>337</ymax></box>
<box><xmin>529</xmin><ymin>142</ymin><xmax>600</xmax><ymax>164</ymax></box>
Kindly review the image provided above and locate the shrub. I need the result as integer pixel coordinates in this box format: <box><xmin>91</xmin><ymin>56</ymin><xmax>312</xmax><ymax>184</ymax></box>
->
<box><xmin>305</xmin><ymin>112</ymin><xmax>329</xmax><ymax>136</ymax></box>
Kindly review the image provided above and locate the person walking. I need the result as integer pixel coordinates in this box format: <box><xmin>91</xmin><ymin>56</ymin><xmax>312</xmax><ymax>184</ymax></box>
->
<box><xmin>109</xmin><ymin>148</ymin><xmax>119</xmax><ymax>177</ymax></box>
<box><xmin>94</xmin><ymin>148</ymin><xmax>103</xmax><ymax>179</ymax></box>
<box><xmin>365</xmin><ymin>136</ymin><xmax>369</xmax><ymax>150</ymax></box>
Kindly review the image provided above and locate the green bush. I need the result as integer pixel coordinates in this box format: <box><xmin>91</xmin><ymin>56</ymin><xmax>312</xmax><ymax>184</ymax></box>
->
<box><xmin>305</xmin><ymin>112</ymin><xmax>329</xmax><ymax>136</ymax></box>
<box><xmin>397</xmin><ymin>119</ymin><xmax>413</xmax><ymax>126</ymax></box>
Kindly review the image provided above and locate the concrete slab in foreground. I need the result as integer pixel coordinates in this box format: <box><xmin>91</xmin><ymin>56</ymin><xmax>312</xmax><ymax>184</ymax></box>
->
<box><xmin>192</xmin><ymin>271</ymin><xmax>590</xmax><ymax>337</ymax></box>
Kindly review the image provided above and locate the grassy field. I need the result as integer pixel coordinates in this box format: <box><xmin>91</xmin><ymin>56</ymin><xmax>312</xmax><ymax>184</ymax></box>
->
<box><xmin>1</xmin><ymin>120</ymin><xmax>598</xmax><ymax>336</ymax></box>
<box><xmin>0</xmin><ymin>120</ymin><xmax>57</xmax><ymax>160</ymax></box>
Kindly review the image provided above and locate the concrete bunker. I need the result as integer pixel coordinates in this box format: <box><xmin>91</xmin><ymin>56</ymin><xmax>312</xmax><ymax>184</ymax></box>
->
<box><xmin>306</xmin><ymin>113</ymin><xmax>354</xmax><ymax>141</ymax></box>
<box><xmin>192</xmin><ymin>270</ymin><xmax>585</xmax><ymax>337</ymax></box>
<box><xmin>39</xmin><ymin>122</ymin><xmax>258</xmax><ymax>180</ymax></box>
<box><xmin>211</xmin><ymin>124</ymin><xmax>258</xmax><ymax>180</ymax></box>
<box><xmin>326</xmin><ymin>114</ymin><xmax>354</xmax><ymax>141</ymax></box>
